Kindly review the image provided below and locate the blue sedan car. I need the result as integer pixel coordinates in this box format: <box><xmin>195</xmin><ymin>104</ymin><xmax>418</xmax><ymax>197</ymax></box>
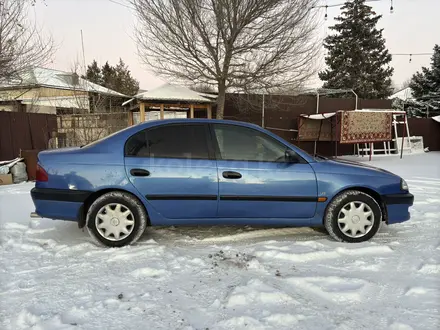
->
<box><xmin>31</xmin><ymin>119</ymin><xmax>414</xmax><ymax>247</ymax></box>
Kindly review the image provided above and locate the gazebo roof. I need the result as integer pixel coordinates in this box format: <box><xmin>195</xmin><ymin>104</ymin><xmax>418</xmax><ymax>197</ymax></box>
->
<box><xmin>122</xmin><ymin>83</ymin><xmax>215</xmax><ymax>106</ymax></box>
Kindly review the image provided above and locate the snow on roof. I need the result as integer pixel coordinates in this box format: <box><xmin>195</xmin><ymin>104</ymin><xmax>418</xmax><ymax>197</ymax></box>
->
<box><xmin>300</xmin><ymin>113</ymin><xmax>336</xmax><ymax>120</ymax></box>
<box><xmin>122</xmin><ymin>83</ymin><xmax>214</xmax><ymax>106</ymax></box>
<box><xmin>355</xmin><ymin>109</ymin><xmax>406</xmax><ymax>114</ymax></box>
<box><xmin>300</xmin><ymin>109</ymin><xmax>406</xmax><ymax>120</ymax></box>
<box><xmin>302</xmin><ymin>88</ymin><xmax>355</xmax><ymax>95</ymax></box>
<box><xmin>0</xmin><ymin>67</ymin><xmax>128</xmax><ymax>98</ymax></box>
<box><xmin>433</xmin><ymin>115</ymin><xmax>440</xmax><ymax>123</ymax></box>
<box><xmin>20</xmin><ymin>95</ymin><xmax>90</xmax><ymax>109</ymax></box>
<box><xmin>390</xmin><ymin>87</ymin><xmax>414</xmax><ymax>101</ymax></box>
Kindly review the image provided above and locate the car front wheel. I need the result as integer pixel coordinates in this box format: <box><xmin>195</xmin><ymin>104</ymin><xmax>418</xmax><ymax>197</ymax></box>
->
<box><xmin>324</xmin><ymin>190</ymin><xmax>382</xmax><ymax>243</ymax></box>
<box><xmin>86</xmin><ymin>191</ymin><xmax>148</xmax><ymax>247</ymax></box>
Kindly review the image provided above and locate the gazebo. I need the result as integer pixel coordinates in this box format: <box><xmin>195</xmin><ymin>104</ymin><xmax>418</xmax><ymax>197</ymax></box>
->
<box><xmin>122</xmin><ymin>83</ymin><xmax>216</xmax><ymax>125</ymax></box>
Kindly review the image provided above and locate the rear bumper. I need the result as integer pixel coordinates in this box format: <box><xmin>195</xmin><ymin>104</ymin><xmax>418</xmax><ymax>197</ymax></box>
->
<box><xmin>382</xmin><ymin>193</ymin><xmax>414</xmax><ymax>224</ymax></box>
<box><xmin>31</xmin><ymin>188</ymin><xmax>91</xmax><ymax>203</ymax></box>
<box><xmin>31</xmin><ymin>188</ymin><xmax>91</xmax><ymax>221</ymax></box>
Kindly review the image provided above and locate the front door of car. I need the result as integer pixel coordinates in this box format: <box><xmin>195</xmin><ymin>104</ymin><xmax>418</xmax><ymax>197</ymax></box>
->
<box><xmin>124</xmin><ymin>123</ymin><xmax>218</xmax><ymax>219</ymax></box>
<box><xmin>212</xmin><ymin>124</ymin><xmax>318</xmax><ymax>219</ymax></box>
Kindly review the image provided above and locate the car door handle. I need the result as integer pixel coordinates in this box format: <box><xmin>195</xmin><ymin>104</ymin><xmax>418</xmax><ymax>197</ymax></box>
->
<box><xmin>222</xmin><ymin>171</ymin><xmax>242</xmax><ymax>179</ymax></box>
<box><xmin>130</xmin><ymin>169</ymin><xmax>150</xmax><ymax>177</ymax></box>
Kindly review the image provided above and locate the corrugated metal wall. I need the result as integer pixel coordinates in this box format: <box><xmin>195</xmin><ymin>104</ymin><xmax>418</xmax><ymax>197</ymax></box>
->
<box><xmin>1</xmin><ymin>98</ymin><xmax>437</xmax><ymax>162</ymax></box>
<box><xmin>407</xmin><ymin>118</ymin><xmax>440</xmax><ymax>151</ymax></box>
<box><xmin>0</xmin><ymin>112</ymin><xmax>57</xmax><ymax>160</ymax></box>
<box><xmin>222</xmin><ymin>94</ymin><xmax>394</xmax><ymax>156</ymax></box>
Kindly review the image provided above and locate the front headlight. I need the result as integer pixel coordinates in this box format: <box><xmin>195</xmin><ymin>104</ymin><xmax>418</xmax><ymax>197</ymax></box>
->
<box><xmin>401</xmin><ymin>179</ymin><xmax>409</xmax><ymax>191</ymax></box>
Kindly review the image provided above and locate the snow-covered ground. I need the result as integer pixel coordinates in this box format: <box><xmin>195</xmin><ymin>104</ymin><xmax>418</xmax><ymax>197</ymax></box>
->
<box><xmin>0</xmin><ymin>153</ymin><xmax>439</xmax><ymax>330</ymax></box>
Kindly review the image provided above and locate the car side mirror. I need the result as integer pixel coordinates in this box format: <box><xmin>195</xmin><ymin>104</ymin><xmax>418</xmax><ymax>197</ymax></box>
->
<box><xmin>285</xmin><ymin>149</ymin><xmax>299</xmax><ymax>163</ymax></box>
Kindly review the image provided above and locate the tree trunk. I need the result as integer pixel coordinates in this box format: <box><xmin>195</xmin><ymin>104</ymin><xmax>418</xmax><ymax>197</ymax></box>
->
<box><xmin>216</xmin><ymin>79</ymin><xmax>226</xmax><ymax>119</ymax></box>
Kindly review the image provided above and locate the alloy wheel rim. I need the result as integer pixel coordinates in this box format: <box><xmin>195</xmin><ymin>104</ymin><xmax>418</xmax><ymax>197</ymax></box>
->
<box><xmin>337</xmin><ymin>201</ymin><xmax>375</xmax><ymax>238</ymax></box>
<box><xmin>95</xmin><ymin>203</ymin><xmax>135</xmax><ymax>241</ymax></box>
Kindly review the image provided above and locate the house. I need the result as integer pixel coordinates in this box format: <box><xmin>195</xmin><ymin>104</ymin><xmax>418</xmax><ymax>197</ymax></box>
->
<box><xmin>0</xmin><ymin>67</ymin><xmax>129</xmax><ymax>114</ymax></box>
<box><xmin>390</xmin><ymin>87</ymin><xmax>415</xmax><ymax>102</ymax></box>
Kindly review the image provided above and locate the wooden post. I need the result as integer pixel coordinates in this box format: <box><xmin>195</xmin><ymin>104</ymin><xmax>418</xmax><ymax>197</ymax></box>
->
<box><xmin>400</xmin><ymin>114</ymin><xmax>407</xmax><ymax>159</ymax></box>
<box><xmin>139</xmin><ymin>103</ymin><xmax>145</xmax><ymax>123</ymax></box>
<box><xmin>160</xmin><ymin>104</ymin><xmax>164</xmax><ymax>120</ymax></box>
<box><xmin>207</xmin><ymin>104</ymin><xmax>212</xmax><ymax>119</ymax></box>
<box><xmin>190</xmin><ymin>104</ymin><xmax>194</xmax><ymax>118</ymax></box>
<box><xmin>128</xmin><ymin>111</ymin><xmax>133</xmax><ymax>126</ymax></box>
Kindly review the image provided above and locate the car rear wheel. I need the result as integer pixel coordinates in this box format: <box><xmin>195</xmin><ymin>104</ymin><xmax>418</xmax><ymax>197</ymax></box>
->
<box><xmin>324</xmin><ymin>190</ymin><xmax>382</xmax><ymax>243</ymax></box>
<box><xmin>86</xmin><ymin>191</ymin><xmax>147</xmax><ymax>247</ymax></box>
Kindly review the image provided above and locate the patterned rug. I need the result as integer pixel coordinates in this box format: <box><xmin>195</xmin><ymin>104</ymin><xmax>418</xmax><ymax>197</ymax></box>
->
<box><xmin>340</xmin><ymin>111</ymin><xmax>392</xmax><ymax>144</ymax></box>
<box><xmin>298</xmin><ymin>117</ymin><xmax>335</xmax><ymax>141</ymax></box>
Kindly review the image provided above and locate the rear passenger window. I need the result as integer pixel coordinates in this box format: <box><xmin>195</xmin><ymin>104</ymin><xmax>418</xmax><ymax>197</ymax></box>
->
<box><xmin>125</xmin><ymin>124</ymin><xmax>210</xmax><ymax>159</ymax></box>
<box><xmin>125</xmin><ymin>131</ymin><xmax>148</xmax><ymax>157</ymax></box>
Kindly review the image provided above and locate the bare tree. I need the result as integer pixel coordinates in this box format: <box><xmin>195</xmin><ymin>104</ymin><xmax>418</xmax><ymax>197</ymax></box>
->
<box><xmin>54</xmin><ymin>64</ymin><xmax>130</xmax><ymax>147</ymax></box>
<box><xmin>401</xmin><ymin>78</ymin><xmax>412</xmax><ymax>90</ymax></box>
<box><xmin>132</xmin><ymin>0</ymin><xmax>320</xmax><ymax>118</ymax></box>
<box><xmin>0</xmin><ymin>0</ymin><xmax>54</xmax><ymax>81</ymax></box>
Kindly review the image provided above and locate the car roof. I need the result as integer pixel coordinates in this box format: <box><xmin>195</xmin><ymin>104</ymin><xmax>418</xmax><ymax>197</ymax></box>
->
<box><xmin>135</xmin><ymin>118</ymin><xmax>262</xmax><ymax>130</ymax></box>
<box><xmin>83</xmin><ymin>119</ymin><xmax>262</xmax><ymax>150</ymax></box>
<box><xmin>83</xmin><ymin>118</ymin><xmax>316</xmax><ymax>163</ymax></box>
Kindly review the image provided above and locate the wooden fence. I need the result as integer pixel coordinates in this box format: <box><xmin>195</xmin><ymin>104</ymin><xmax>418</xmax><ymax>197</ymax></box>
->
<box><xmin>0</xmin><ymin>112</ymin><xmax>57</xmax><ymax>160</ymax></box>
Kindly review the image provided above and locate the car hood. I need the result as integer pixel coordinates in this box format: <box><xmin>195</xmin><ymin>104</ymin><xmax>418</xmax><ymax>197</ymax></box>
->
<box><xmin>333</xmin><ymin>158</ymin><xmax>395</xmax><ymax>174</ymax></box>
<box><xmin>313</xmin><ymin>158</ymin><xmax>399</xmax><ymax>177</ymax></box>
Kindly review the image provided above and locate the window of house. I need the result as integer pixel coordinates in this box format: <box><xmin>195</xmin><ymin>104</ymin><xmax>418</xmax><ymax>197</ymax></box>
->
<box><xmin>213</xmin><ymin>124</ymin><xmax>287</xmax><ymax>162</ymax></box>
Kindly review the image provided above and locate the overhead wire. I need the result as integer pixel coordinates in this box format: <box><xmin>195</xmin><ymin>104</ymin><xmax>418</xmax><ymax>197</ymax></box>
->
<box><xmin>107</xmin><ymin>0</ymin><xmax>134</xmax><ymax>10</ymax></box>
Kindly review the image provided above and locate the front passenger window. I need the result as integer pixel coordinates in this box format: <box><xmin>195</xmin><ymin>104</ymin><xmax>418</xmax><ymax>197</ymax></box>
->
<box><xmin>213</xmin><ymin>124</ymin><xmax>287</xmax><ymax>162</ymax></box>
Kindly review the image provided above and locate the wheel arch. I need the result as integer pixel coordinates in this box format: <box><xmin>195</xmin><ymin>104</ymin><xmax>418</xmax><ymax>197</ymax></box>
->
<box><xmin>323</xmin><ymin>186</ymin><xmax>387</xmax><ymax>225</ymax></box>
<box><xmin>78</xmin><ymin>188</ymin><xmax>151</xmax><ymax>228</ymax></box>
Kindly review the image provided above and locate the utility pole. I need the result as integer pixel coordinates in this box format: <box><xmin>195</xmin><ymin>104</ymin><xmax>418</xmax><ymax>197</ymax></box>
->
<box><xmin>80</xmin><ymin>30</ymin><xmax>87</xmax><ymax>76</ymax></box>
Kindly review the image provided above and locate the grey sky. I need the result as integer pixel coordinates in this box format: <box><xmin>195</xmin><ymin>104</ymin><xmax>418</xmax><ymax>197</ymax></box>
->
<box><xmin>33</xmin><ymin>0</ymin><xmax>439</xmax><ymax>92</ymax></box>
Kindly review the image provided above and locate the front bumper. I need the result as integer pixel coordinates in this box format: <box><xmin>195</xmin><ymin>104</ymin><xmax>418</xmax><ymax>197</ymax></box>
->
<box><xmin>383</xmin><ymin>193</ymin><xmax>414</xmax><ymax>206</ymax></box>
<box><xmin>382</xmin><ymin>193</ymin><xmax>414</xmax><ymax>224</ymax></box>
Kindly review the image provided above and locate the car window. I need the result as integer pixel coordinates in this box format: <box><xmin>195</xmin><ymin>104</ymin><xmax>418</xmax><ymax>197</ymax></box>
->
<box><xmin>213</xmin><ymin>124</ymin><xmax>287</xmax><ymax>162</ymax></box>
<box><xmin>125</xmin><ymin>130</ymin><xmax>149</xmax><ymax>157</ymax></box>
<box><xmin>125</xmin><ymin>124</ymin><xmax>210</xmax><ymax>159</ymax></box>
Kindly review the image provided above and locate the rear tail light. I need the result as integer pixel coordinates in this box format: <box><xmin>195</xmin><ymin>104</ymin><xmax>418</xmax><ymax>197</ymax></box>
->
<box><xmin>36</xmin><ymin>164</ymin><xmax>48</xmax><ymax>182</ymax></box>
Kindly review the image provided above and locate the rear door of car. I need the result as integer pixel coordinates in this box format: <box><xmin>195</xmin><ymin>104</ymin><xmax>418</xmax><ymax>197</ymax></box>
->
<box><xmin>124</xmin><ymin>123</ymin><xmax>218</xmax><ymax>219</ymax></box>
<box><xmin>211</xmin><ymin>123</ymin><xmax>317</xmax><ymax>219</ymax></box>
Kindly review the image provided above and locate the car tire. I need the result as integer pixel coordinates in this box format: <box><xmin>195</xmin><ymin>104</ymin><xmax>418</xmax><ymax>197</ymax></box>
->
<box><xmin>324</xmin><ymin>190</ymin><xmax>382</xmax><ymax>243</ymax></box>
<box><xmin>86</xmin><ymin>191</ymin><xmax>148</xmax><ymax>247</ymax></box>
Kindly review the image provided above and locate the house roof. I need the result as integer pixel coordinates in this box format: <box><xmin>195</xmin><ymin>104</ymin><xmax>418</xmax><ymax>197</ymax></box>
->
<box><xmin>390</xmin><ymin>87</ymin><xmax>414</xmax><ymax>101</ymax></box>
<box><xmin>122</xmin><ymin>83</ymin><xmax>215</xmax><ymax>106</ymax></box>
<box><xmin>0</xmin><ymin>67</ymin><xmax>128</xmax><ymax>98</ymax></box>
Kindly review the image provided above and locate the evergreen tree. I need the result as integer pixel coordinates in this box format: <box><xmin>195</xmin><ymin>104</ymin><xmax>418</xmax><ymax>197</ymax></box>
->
<box><xmin>113</xmin><ymin>59</ymin><xmax>140</xmax><ymax>96</ymax></box>
<box><xmin>319</xmin><ymin>0</ymin><xmax>394</xmax><ymax>99</ymax></box>
<box><xmin>101</xmin><ymin>62</ymin><xmax>116</xmax><ymax>89</ymax></box>
<box><xmin>82</xmin><ymin>59</ymin><xmax>140</xmax><ymax>96</ymax></box>
<box><xmin>408</xmin><ymin>45</ymin><xmax>440</xmax><ymax>117</ymax></box>
<box><xmin>84</xmin><ymin>60</ymin><xmax>102</xmax><ymax>85</ymax></box>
